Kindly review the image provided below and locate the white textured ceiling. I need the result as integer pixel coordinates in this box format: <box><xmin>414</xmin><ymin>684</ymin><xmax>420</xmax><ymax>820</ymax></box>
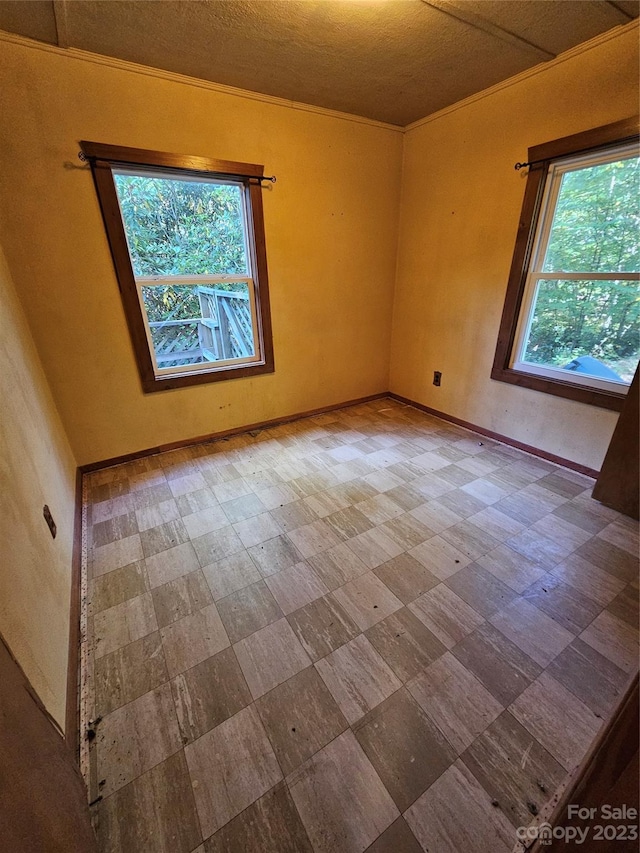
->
<box><xmin>0</xmin><ymin>0</ymin><xmax>637</xmax><ymax>125</ymax></box>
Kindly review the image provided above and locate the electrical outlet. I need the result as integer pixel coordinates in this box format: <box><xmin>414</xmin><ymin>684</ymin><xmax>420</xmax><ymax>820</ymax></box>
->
<box><xmin>433</xmin><ymin>371</ymin><xmax>442</xmax><ymax>387</ymax></box>
<box><xmin>43</xmin><ymin>505</ymin><xmax>57</xmax><ymax>539</ymax></box>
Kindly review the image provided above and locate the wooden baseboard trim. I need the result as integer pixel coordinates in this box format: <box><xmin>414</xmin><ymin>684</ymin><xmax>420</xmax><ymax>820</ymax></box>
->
<box><xmin>79</xmin><ymin>393</ymin><xmax>388</xmax><ymax>473</ymax></box>
<box><xmin>65</xmin><ymin>468</ymin><xmax>83</xmax><ymax>759</ymax></box>
<box><xmin>388</xmin><ymin>392</ymin><xmax>600</xmax><ymax>478</ymax></box>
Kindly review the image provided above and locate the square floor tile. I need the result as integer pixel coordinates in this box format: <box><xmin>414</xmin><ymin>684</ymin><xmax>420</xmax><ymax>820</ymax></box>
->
<box><xmin>192</xmin><ymin>526</ymin><xmax>245</xmax><ymax>567</ymax></box>
<box><xmin>287</xmin><ymin>520</ymin><xmax>343</xmax><ymax>558</ymax></box>
<box><xmin>95</xmin><ymin>631</ymin><xmax>168</xmax><ymax>716</ymax></box>
<box><xmin>315</xmin><ymin>634</ymin><xmax>402</xmax><ymax>725</ymax></box>
<box><xmin>307</xmin><ymin>543</ymin><xmax>369</xmax><ymax>590</ymax></box>
<box><xmin>405</xmin><ymin>760</ymin><xmax>514</xmax><ymax>853</ymax></box>
<box><xmin>521</xmin><ymin>574</ymin><xmax>601</xmax><ymax>634</ymax></box>
<box><xmin>462</xmin><ymin>711</ymin><xmax>565</xmax><ymax>829</ymax></box>
<box><xmin>286</xmin><ymin>594</ymin><xmax>360</xmax><ymax>662</ymax></box>
<box><xmin>256</xmin><ymin>666</ymin><xmax>347</xmax><ymax>775</ymax></box>
<box><xmin>509</xmin><ymin>671</ymin><xmax>602</xmax><ymax>771</ymax></box>
<box><xmin>407</xmin><ymin>652</ymin><xmax>503</xmax><ymax>754</ymax></box>
<box><xmin>92</xmin><ymin>534</ymin><xmax>143</xmax><ymax>577</ymax></box>
<box><xmin>96</xmin><ymin>683</ymin><xmax>182</xmax><ymax>797</ymax></box>
<box><xmin>146</xmin><ymin>542</ymin><xmax>200</xmax><ymax>588</ymax></box>
<box><xmin>141</xmin><ymin>519</ymin><xmax>190</xmax><ymax>558</ymax></box>
<box><xmin>91</xmin><ymin>560</ymin><xmax>147</xmax><ymax>614</ymax></box>
<box><xmin>408</xmin><ymin>584</ymin><xmax>484</xmax><ymax>649</ymax></box>
<box><xmin>353</xmin><ymin>687</ymin><xmax>455</xmax><ymax>812</ymax></box>
<box><xmin>94</xmin><ymin>592</ymin><xmax>158</xmax><ymax>658</ymax></box>
<box><xmin>345</xmin><ymin>528</ymin><xmax>404</xmax><ymax>569</ymax></box>
<box><xmin>217</xmin><ymin>580</ymin><xmax>283</xmax><ymax>643</ymax></box>
<box><xmin>160</xmin><ymin>604</ymin><xmax>230</xmax><ymax>677</ymax></box>
<box><xmin>365</xmin><ymin>607</ymin><xmax>446</xmax><ymax>682</ymax></box>
<box><xmin>248</xmin><ymin>535</ymin><xmax>304</xmax><ymax>576</ymax></box>
<box><xmin>96</xmin><ymin>751</ymin><xmax>201</xmax><ymax>853</ymax></box>
<box><xmin>182</xmin><ymin>505</ymin><xmax>230</xmax><ymax>540</ymax></box>
<box><xmin>171</xmin><ymin>646</ymin><xmax>252</xmax><ymax>744</ymax></box>
<box><xmin>546</xmin><ymin>638</ymin><xmax>629</xmax><ymax>718</ymax></box>
<box><xmin>234</xmin><ymin>618</ymin><xmax>311</xmax><ymax>698</ymax></box>
<box><xmin>333</xmin><ymin>572</ymin><xmax>403</xmax><ymax>630</ymax></box>
<box><xmin>489</xmin><ymin>599</ymin><xmax>574</xmax><ymax>667</ymax></box>
<box><xmin>151</xmin><ymin>569</ymin><xmax>213</xmax><ymax>629</ymax></box>
<box><xmin>373</xmin><ymin>553</ymin><xmax>439</xmax><ymax>604</ymax></box>
<box><xmin>580</xmin><ymin>609</ymin><xmax>639</xmax><ymax>673</ymax></box>
<box><xmin>202</xmin><ymin>550</ymin><xmax>261</xmax><ymax>600</ymax></box>
<box><xmin>234</xmin><ymin>512</ymin><xmax>284</xmax><ymax>548</ymax></box>
<box><xmin>575</xmin><ymin>537</ymin><xmax>638</xmax><ymax>584</ymax></box>
<box><xmin>445</xmin><ymin>563</ymin><xmax>518</xmax><ymax>618</ymax></box>
<box><xmin>476</xmin><ymin>544</ymin><xmax>547</xmax><ymax>593</ymax></box>
<box><xmin>550</xmin><ymin>553</ymin><xmax>626</xmax><ymax>606</ymax></box>
<box><xmin>203</xmin><ymin>783</ymin><xmax>313</xmax><ymax>853</ymax></box>
<box><xmin>288</xmin><ymin>730</ymin><xmax>399</xmax><ymax>853</ymax></box>
<box><xmin>452</xmin><ymin>622</ymin><xmax>541</xmax><ymax>706</ymax></box>
<box><xmin>184</xmin><ymin>705</ymin><xmax>282</xmax><ymax>838</ymax></box>
<box><xmin>265</xmin><ymin>562</ymin><xmax>329</xmax><ymax>615</ymax></box>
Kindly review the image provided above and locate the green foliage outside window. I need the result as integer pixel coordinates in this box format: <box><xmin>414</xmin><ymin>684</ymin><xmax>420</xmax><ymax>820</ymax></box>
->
<box><xmin>524</xmin><ymin>156</ymin><xmax>639</xmax><ymax>381</ymax></box>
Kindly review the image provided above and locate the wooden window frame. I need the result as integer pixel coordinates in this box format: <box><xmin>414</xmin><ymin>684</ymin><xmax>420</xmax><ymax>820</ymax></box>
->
<box><xmin>81</xmin><ymin>142</ymin><xmax>275</xmax><ymax>393</ymax></box>
<box><xmin>491</xmin><ymin>117</ymin><xmax>640</xmax><ymax>412</ymax></box>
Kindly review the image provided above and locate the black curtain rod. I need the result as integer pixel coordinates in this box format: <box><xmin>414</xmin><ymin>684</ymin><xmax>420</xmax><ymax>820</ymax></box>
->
<box><xmin>77</xmin><ymin>151</ymin><xmax>276</xmax><ymax>183</ymax></box>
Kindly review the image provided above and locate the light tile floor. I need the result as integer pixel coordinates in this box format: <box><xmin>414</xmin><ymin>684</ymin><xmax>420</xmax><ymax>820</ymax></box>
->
<box><xmin>83</xmin><ymin>399</ymin><xmax>639</xmax><ymax>853</ymax></box>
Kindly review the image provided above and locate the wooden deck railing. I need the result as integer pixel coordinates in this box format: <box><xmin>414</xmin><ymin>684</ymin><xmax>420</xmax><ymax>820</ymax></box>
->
<box><xmin>149</xmin><ymin>287</ymin><xmax>254</xmax><ymax>367</ymax></box>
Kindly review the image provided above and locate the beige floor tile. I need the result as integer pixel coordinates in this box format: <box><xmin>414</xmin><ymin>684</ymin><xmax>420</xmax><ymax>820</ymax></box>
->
<box><xmin>185</xmin><ymin>705</ymin><xmax>282</xmax><ymax>838</ymax></box>
<box><xmin>354</xmin><ymin>687</ymin><xmax>455</xmax><ymax>812</ymax></box>
<box><xmin>192</xmin><ymin>525</ymin><xmax>245</xmax><ymax>566</ymax></box>
<box><xmin>265</xmin><ymin>562</ymin><xmax>329</xmax><ymax>615</ymax></box>
<box><xmin>489</xmin><ymin>599</ymin><xmax>573</xmax><ymax>667</ymax></box>
<box><xmin>315</xmin><ymin>634</ymin><xmax>402</xmax><ymax>724</ymax></box>
<box><xmin>287</xmin><ymin>730</ymin><xmax>399</xmax><ymax>853</ymax></box>
<box><xmin>168</xmin><ymin>472</ymin><xmax>208</xmax><ymax>497</ymax></box>
<box><xmin>333</xmin><ymin>571</ymin><xmax>403</xmax><ymax>630</ymax></box>
<box><xmin>255</xmin><ymin>666</ymin><xmax>347</xmax><ymax>775</ymax></box>
<box><xmin>92</xmin><ymin>534</ymin><xmax>143</xmax><ymax>577</ymax></box>
<box><xmin>95</xmin><ymin>632</ymin><xmax>168</xmax><ymax>716</ymax></box>
<box><xmin>405</xmin><ymin>760</ymin><xmax>514</xmax><ymax>853</ymax></box>
<box><xmin>221</xmin><ymin>493</ymin><xmax>268</xmax><ymax>524</ymax></box>
<box><xmin>597</xmin><ymin>517</ymin><xmax>639</xmax><ymax>556</ymax></box>
<box><xmin>308</xmin><ymin>542</ymin><xmax>369</xmax><ymax>590</ymax></box>
<box><xmin>92</xmin><ymin>511</ymin><xmax>138</xmax><ymax>549</ymax></box>
<box><xmin>408</xmin><ymin>652</ymin><xmax>503</xmax><ymax>754</ymax></box>
<box><xmin>546</xmin><ymin>638</ymin><xmax>629</xmax><ymax>718</ymax></box>
<box><xmin>202</xmin><ymin>550</ymin><xmax>261</xmax><ymax>600</ymax></box>
<box><xmin>175</xmin><ymin>487</ymin><xmax>219</xmax><ymax>516</ymax></box>
<box><xmin>445</xmin><ymin>562</ymin><xmax>518</xmax><ymax>618</ymax></box>
<box><xmin>365</xmin><ymin>608</ymin><xmax>447</xmax><ymax>682</ymax></box>
<box><xmin>409</xmin><ymin>500</ymin><xmax>463</xmax><ymax>533</ymax></box>
<box><xmin>286</xmin><ymin>593</ymin><xmax>360</xmax><ymax>662</ymax></box>
<box><xmin>151</xmin><ymin>569</ymin><xmax>213</xmax><ymax>628</ymax></box>
<box><xmin>247</xmin><ymin>534</ymin><xmax>304</xmax><ymax>576</ymax></box>
<box><xmin>440</xmin><ymin>520</ymin><xmax>501</xmax><ymax>561</ymax></box>
<box><xmin>521</xmin><ymin>574</ymin><xmax>601</xmax><ymax>633</ymax></box>
<box><xmin>135</xmin><ymin>499</ymin><xmax>180</xmax><ymax>533</ymax></box>
<box><xmin>550</xmin><ymin>552</ymin><xmax>626</xmax><ymax>606</ymax></box>
<box><xmin>160</xmin><ymin>603</ymin><xmax>230</xmax><ymax>677</ymax></box>
<box><xmin>140</xmin><ymin>518</ymin><xmax>190</xmax><ymax>558</ymax></box>
<box><xmin>346</xmin><ymin>527</ymin><xmax>404</xmax><ymax>568</ymax></box>
<box><xmin>94</xmin><ymin>592</ymin><xmax>158</xmax><ymax>658</ymax></box>
<box><xmin>303</xmin><ymin>488</ymin><xmax>352</xmax><ymax>518</ymax></box>
<box><xmin>97</xmin><ymin>682</ymin><xmax>182</xmax><ymax>796</ymax></box>
<box><xmin>234</xmin><ymin>618</ymin><xmax>311</xmax><ymax>698</ymax></box>
<box><xmin>204</xmin><ymin>783</ymin><xmax>313</xmax><ymax>853</ymax></box>
<box><xmin>365</xmin><ymin>817</ymin><xmax>422</xmax><ymax>853</ymax></box>
<box><xmin>409</xmin><ymin>535</ymin><xmax>471</xmax><ymax>580</ymax></box>
<box><xmin>233</xmin><ymin>512</ymin><xmax>283</xmax><ymax>548</ymax></box>
<box><xmin>270</xmin><ymin>500</ymin><xmax>321</xmax><ymax>532</ymax></box>
<box><xmin>379</xmin><ymin>513</ymin><xmax>434</xmax><ymax>550</ymax></box>
<box><xmin>467</xmin><ymin>506</ymin><xmax>525</xmax><ymax>542</ymax></box>
<box><xmin>575</xmin><ymin>536</ymin><xmax>639</xmax><ymax>585</ymax></box>
<box><xmin>477</xmin><ymin>543</ymin><xmax>547</xmax><ymax>593</ymax></box>
<box><xmin>510</xmin><ymin>671</ymin><xmax>602</xmax><ymax>771</ymax></box>
<box><xmin>91</xmin><ymin>560</ymin><xmax>148</xmax><ymax>613</ymax></box>
<box><xmin>286</xmin><ymin>519</ymin><xmax>343</xmax><ymax>558</ymax></box>
<box><xmin>580</xmin><ymin>609</ymin><xmax>639</xmax><ymax>673</ymax></box>
<box><xmin>182</xmin><ymin>504</ymin><xmax>230</xmax><ymax>539</ymax></box>
<box><xmin>145</xmin><ymin>541</ymin><xmax>200</xmax><ymax>588</ymax></box>
<box><xmin>408</xmin><ymin>584</ymin><xmax>484</xmax><ymax>649</ymax></box>
<box><xmin>217</xmin><ymin>579</ymin><xmax>283</xmax><ymax>643</ymax></box>
<box><xmin>95</xmin><ymin>751</ymin><xmax>201</xmax><ymax>853</ymax></box>
<box><xmin>171</xmin><ymin>646</ymin><xmax>252</xmax><ymax>744</ymax></box>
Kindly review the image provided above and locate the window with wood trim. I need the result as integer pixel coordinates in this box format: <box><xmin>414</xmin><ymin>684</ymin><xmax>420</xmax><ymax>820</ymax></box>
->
<box><xmin>82</xmin><ymin>142</ymin><xmax>274</xmax><ymax>393</ymax></box>
<box><xmin>492</xmin><ymin>118</ymin><xmax>639</xmax><ymax>412</ymax></box>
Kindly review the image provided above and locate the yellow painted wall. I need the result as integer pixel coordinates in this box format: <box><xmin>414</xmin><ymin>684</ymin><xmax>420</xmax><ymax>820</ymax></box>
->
<box><xmin>390</xmin><ymin>25</ymin><xmax>639</xmax><ymax>471</ymax></box>
<box><xmin>0</xmin><ymin>40</ymin><xmax>403</xmax><ymax>466</ymax></box>
<box><xmin>0</xmin><ymin>243</ymin><xmax>77</xmax><ymax>727</ymax></box>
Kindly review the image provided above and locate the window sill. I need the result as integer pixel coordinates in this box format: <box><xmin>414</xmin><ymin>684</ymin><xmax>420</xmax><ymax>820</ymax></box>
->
<box><xmin>141</xmin><ymin>359</ymin><xmax>275</xmax><ymax>393</ymax></box>
<box><xmin>490</xmin><ymin>366</ymin><xmax>625</xmax><ymax>412</ymax></box>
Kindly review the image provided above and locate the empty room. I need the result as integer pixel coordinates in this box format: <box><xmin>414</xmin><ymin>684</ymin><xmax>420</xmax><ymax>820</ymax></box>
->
<box><xmin>0</xmin><ymin>2</ymin><xmax>638</xmax><ymax>851</ymax></box>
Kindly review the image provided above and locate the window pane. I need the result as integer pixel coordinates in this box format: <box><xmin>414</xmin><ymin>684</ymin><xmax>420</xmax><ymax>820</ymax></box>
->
<box><xmin>141</xmin><ymin>283</ymin><xmax>256</xmax><ymax>370</ymax></box>
<box><xmin>114</xmin><ymin>173</ymin><xmax>247</xmax><ymax>276</ymax></box>
<box><xmin>522</xmin><ymin>278</ymin><xmax>640</xmax><ymax>383</ymax></box>
<box><xmin>542</xmin><ymin>156</ymin><xmax>640</xmax><ymax>273</ymax></box>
